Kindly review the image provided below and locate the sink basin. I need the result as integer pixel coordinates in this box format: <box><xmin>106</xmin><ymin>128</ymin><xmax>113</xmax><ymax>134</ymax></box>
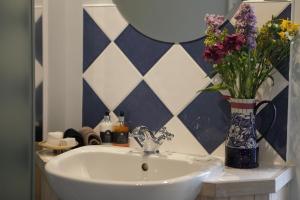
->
<box><xmin>45</xmin><ymin>146</ymin><xmax>223</xmax><ymax>200</ymax></box>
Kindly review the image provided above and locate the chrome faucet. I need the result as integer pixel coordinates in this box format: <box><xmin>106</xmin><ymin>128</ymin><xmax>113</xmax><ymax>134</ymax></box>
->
<box><xmin>130</xmin><ymin>126</ymin><xmax>174</xmax><ymax>154</ymax></box>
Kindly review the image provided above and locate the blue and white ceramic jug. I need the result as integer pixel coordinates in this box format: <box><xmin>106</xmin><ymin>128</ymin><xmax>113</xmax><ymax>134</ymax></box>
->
<box><xmin>225</xmin><ymin>98</ymin><xmax>277</xmax><ymax>169</ymax></box>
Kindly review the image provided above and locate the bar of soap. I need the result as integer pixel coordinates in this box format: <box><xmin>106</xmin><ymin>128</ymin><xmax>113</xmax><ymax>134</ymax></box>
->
<box><xmin>62</xmin><ymin>138</ymin><xmax>77</xmax><ymax>146</ymax></box>
<box><xmin>48</xmin><ymin>131</ymin><xmax>64</xmax><ymax>139</ymax></box>
<box><xmin>47</xmin><ymin>131</ymin><xmax>64</xmax><ymax>146</ymax></box>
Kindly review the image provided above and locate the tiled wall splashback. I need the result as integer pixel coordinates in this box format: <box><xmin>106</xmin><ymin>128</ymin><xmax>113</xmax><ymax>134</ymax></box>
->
<box><xmin>82</xmin><ymin>3</ymin><xmax>291</xmax><ymax>162</ymax></box>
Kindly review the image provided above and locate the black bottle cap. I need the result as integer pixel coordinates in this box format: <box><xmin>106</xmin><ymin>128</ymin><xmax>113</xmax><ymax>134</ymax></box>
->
<box><xmin>119</xmin><ymin>111</ymin><xmax>124</xmax><ymax>117</ymax></box>
<box><xmin>105</xmin><ymin>111</ymin><xmax>110</xmax><ymax>116</ymax></box>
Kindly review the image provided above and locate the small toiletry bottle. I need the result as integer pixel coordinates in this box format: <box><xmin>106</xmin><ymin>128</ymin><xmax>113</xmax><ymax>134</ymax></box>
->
<box><xmin>112</xmin><ymin>111</ymin><xmax>129</xmax><ymax>147</ymax></box>
<box><xmin>99</xmin><ymin>111</ymin><xmax>113</xmax><ymax>144</ymax></box>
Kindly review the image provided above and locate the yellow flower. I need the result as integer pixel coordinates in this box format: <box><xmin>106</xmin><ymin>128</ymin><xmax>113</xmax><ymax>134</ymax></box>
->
<box><xmin>278</xmin><ymin>31</ymin><xmax>286</xmax><ymax>39</ymax></box>
<box><xmin>280</xmin><ymin>19</ymin><xmax>289</xmax><ymax>31</ymax></box>
<box><xmin>280</xmin><ymin>19</ymin><xmax>300</xmax><ymax>33</ymax></box>
<box><xmin>287</xmin><ymin>23</ymin><xmax>300</xmax><ymax>33</ymax></box>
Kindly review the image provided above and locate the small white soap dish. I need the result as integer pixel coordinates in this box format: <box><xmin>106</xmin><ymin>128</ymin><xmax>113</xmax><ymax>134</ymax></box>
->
<box><xmin>39</xmin><ymin>139</ymin><xmax>78</xmax><ymax>151</ymax></box>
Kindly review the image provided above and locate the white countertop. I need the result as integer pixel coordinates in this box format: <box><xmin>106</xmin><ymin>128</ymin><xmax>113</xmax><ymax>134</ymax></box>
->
<box><xmin>36</xmin><ymin>149</ymin><xmax>293</xmax><ymax>198</ymax></box>
<box><xmin>201</xmin><ymin>165</ymin><xmax>293</xmax><ymax>197</ymax></box>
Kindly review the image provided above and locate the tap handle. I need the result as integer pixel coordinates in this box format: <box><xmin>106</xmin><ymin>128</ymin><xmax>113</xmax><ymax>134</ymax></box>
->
<box><xmin>130</xmin><ymin>126</ymin><xmax>145</xmax><ymax>140</ymax></box>
<box><xmin>156</xmin><ymin>127</ymin><xmax>174</xmax><ymax>141</ymax></box>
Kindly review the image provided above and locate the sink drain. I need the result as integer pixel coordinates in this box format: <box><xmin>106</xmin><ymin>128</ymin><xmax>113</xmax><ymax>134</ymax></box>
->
<box><xmin>141</xmin><ymin>163</ymin><xmax>149</xmax><ymax>171</ymax></box>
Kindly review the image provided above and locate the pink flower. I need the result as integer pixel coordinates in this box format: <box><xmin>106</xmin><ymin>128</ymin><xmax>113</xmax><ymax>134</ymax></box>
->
<box><xmin>204</xmin><ymin>43</ymin><xmax>227</xmax><ymax>63</ymax></box>
<box><xmin>205</xmin><ymin>14</ymin><xmax>225</xmax><ymax>30</ymax></box>
<box><xmin>224</xmin><ymin>34</ymin><xmax>246</xmax><ymax>51</ymax></box>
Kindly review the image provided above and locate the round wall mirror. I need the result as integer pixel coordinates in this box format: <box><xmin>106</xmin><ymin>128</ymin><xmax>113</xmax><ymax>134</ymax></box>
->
<box><xmin>113</xmin><ymin>0</ymin><xmax>242</xmax><ymax>43</ymax></box>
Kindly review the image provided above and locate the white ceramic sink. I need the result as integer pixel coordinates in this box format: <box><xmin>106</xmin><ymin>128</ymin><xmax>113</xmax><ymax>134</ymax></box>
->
<box><xmin>45</xmin><ymin>146</ymin><xmax>223</xmax><ymax>200</ymax></box>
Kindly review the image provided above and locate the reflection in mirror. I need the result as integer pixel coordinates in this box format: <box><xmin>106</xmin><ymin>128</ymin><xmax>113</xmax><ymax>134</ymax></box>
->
<box><xmin>113</xmin><ymin>0</ymin><xmax>242</xmax><ymax>43</ymax></box>
<box><xmin>35</xmin><ymin>0</ymin><xmax>43</xmax><ymax>142</ymax></box>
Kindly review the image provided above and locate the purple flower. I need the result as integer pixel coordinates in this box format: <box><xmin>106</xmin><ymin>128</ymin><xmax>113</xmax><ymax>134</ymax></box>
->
<box><xmin>204</xmin><ymin>43</ymin><xmax>227</xmax><ymax>63</ymax></box>
<box><xmin>205</xmin><ymin>14</ymin><xmax>225</xmax><ymax>35</ymax></box>
<box><xmin>234</xmin><ymin>4</ymin><xmax>257</xmax><ymax>49</ymax></box>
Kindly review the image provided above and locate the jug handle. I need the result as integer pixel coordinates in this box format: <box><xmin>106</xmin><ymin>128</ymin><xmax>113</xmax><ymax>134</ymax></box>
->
<box><xmin>254</xmin><ymin>100</ymin><xmax>277</xmax><ymax>143</ymax></box>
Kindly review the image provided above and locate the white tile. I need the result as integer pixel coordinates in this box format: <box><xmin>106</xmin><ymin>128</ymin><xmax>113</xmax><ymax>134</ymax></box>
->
<box><xmin>35</xmin><ymin>59</ymin><xmax>43</xmax><ymax>88</ymax></box>
<box><xmin>211</xmin><ymin>74</ymin><xmax>231</xmax><ymax>97</ymax></box>
<box><xmin>230</xmin><ymin>2</ymin><xmax>290</xmax><ymax>28</ymax></box>
<box><xmin>84</xmin><ymin>6</ymin><xmax>128</xmax><ymax>41</ymax></box>
<box><xmin>256</xmin><ymin>68</ymin><xmax>289</xmax><ymax>103</ymax></box>
<box><xmin>144</xmin><ymin>45</ymin><xmax>211</xmax><ymax>115</ymax></box>
<box><xmin>159</xmin><ymin>117</ymin><xmax>208</xmax><ymax>156</ymax></box>
<box><xmin>83</xmin><ymin>43</ymin><xmax>142</xmax><ymax>110</ymax></box>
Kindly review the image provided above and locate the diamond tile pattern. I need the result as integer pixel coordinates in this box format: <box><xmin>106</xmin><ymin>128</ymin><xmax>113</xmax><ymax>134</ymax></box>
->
<box><xmin>115</xmin><ymin>25</ymin><xmax>173</xmax><ymax>75</ymax></box>
<box><xmin>256</xmin><ymin>68</ymin><xmax>289</xmax><ymax>101</ymax></box>
<box><xmin>84</xmin><ymin>6</ymin><xmax>128</xmax><ymax>41</ymax></box>
<box><xmin>83</xmin><ymin>9</ymin><xmax>110</xmax><ymax>72</ymax></box>
<box><xmin>178</xmin><ymin>90</ymin><xmax>231</xmax><ymax>154</ymax></box>
<box><xmin>83</xmin><ymin>79</ymin><xmax>108</xmax><ymax>128</ymax></box>
<box><xmin>162</xmin><ymin>117</ymin><xmax>209</xmax><ymax>155</ymax></box>
<box><xmin>276</xmin><ymin>4</ymin><xmax>291</xmax><ymax>20</ymax></box>
<box><xmin>83</xmin><ymin>43</ymin><xmax>142</xmax><ymax>110</ymax></box>
<box><xmin>256</xmin><ymin>86</ymin><xmax>288</xmax><ymax>160</ymax></box>
<box><xmin>35</xmin><ymin>8</ymin><xmax>43</xmax><ymax>142</ymax></box>
<box><xmin>144</xmin><ymin>45</ymin><xmax>211</xmax><ymax>115</ymax></box>
<box><xmin>114</xmin><ymin>81</ymin><xmax>173</xmax><ymax>131</ymax></box>
<box><xmin>82</xmin><ymin>4</ymin><xmax>290</xmax><ymax>159</ymax></box>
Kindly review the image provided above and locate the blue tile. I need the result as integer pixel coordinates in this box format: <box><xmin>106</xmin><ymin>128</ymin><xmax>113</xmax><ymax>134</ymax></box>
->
<box><xmin>276</xmin><ymin>56</ymin><xmax>290</xmax><ymax>81</ymax></box>
<box><xmin>35</xmin><ymin>83</ymin><xmax>43</xmax><ymax>142</ymax></box>
<box><xmin>276</xmin><ymin>4</ymin><xmax>291</xmax><ymax>20</ymax></box>
<box><xmin>83</xmin><ymin>79</ymin><xmax>108</xmax><ymax>128</ymax></box>
<box><xmin>83</xmin><ymin>9</ymin><xmax>110</xmax><ymax>72</ymax></box>
<box><xmin>114</xmin><ymin>81</ymin><xmax>173</xmax><ymax>131</ymax></box>
<box><xmin>221</xmin><ymin>20</ymin><xmax>236</xmax><ymax>34</ymax></box>
<box><xmin>256</xmin><ymin>86</ymin><xmax>288</xmax><ymax>160</ymax></box>
<box><xmin>115</xmin><ymin>25</ymin><xmax>173</xmax><ymax>75</ymax></box>
<box><xmin>35</xmin><ymin>16</ymin><xmax>43</xmax><ymax>65</ymax></box>
<box><xmin>178</xmin><ymin>91</ymin><xmax>231</xmax><ymax>154</ymax></box>
<box><xmin>181</xmin><ymin>21</ymin><xmax>234</xmax><ymax>77</ymax></box>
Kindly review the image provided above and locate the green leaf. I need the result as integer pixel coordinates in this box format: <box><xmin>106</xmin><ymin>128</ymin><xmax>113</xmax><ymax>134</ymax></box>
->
<box><xmin>198</xmin><ymin>84</ymin><xmax>227</xmax><ymax>93</ymax></box>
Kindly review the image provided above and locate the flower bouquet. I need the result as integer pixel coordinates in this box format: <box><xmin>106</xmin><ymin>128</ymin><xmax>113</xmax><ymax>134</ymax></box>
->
<box><xmin>203</xmin><ymin>3</ymin><xmax>299</xmax><ymax>168</ymax></box>
<box><xmin>204</xmin><ymin>4</ymin><xmax>299</xmax><ymax>98</ymax></box>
